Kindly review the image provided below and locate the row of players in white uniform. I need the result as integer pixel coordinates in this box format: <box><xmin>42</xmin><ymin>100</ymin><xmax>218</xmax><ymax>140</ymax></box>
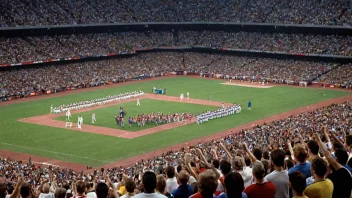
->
<box><xmin>50</xmin><ymin>91</ymin><xmax>144</xmax><ymax>113</ymax></box>
<box><xmin>196</xmin><ymin>104</ymin><xmax>241</xmax><ymax>124</ymax></box>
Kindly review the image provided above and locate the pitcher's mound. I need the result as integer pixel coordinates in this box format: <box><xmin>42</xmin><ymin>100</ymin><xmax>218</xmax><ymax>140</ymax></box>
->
<box><xmin>221</xmin><ymin>82</ymin><xmax>273</xmax><ymax>88</ymax></box>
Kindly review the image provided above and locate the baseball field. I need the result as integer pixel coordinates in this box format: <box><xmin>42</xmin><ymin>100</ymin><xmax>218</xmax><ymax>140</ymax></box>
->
<box><xmin>0</xmin><ymin>76</ymin><xmax>350</xmax><ymax>169</ymax></box>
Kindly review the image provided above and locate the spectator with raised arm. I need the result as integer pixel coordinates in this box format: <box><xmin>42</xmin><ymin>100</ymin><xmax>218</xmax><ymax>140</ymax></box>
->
<box><xmin>288</xmin><ymin>145</ymin><xmax>311</xmax><ymax>178</ymax></box>
<box><xmin>314</xmin><ymin>131</ymin><xmax>352</xmax><ymax>198</ymax></box>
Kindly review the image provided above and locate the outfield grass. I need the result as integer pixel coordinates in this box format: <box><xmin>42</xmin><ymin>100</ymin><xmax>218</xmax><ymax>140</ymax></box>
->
<box><xmin>0</xmin><ymin>77</ymin><xmax>349</xmax><ymax>166</ymax></box>
<box><xmin>56</xmin><ymin>99</ymin><xmax>217</xmax><ymax>132</ymax></box>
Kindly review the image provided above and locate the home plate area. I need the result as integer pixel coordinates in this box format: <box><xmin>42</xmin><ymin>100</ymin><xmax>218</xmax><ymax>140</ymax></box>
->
<box><xmin>19</xmin><ymin>93</ymin><xmax>231</xmax><ymax>139</ymax></box>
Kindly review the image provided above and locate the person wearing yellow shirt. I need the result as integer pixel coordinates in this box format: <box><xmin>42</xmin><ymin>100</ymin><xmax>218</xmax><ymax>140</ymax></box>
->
<box><xmin>117</xmin><ymin>179</ymin><xmax>127</xmax><ymax>196</ymax></box>
<box><xmin>304</xmin><ymin>157</ymin><xmax>333</xmax><ymax>198</ymax></box>
<box><xmin>289</xmin><ymin>171</ymin><xmax>308</xmax><ymax>198</ymax></box>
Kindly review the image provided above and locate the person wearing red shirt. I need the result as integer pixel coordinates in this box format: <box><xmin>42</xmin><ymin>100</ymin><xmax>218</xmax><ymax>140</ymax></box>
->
<box><xmin>244</xmin><ymin>161</ymin><xmax>276</xmax><ymax>198</ymax></box>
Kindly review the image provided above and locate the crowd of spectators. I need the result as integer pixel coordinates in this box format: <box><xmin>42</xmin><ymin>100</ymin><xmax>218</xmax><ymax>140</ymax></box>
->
<box><xmin>183</xmin><ymin>52</ymin><xmax>333</xmax><ymax>83</ymax></box>
<box><xmin>0</xmin><ymin>31</ymin><xmax>174</xmax><ymax>64</ymax></box>
<box><xmin>319</xmin><ymin>63</ymin><xmax>352</xmax><ymax>86</ymax></box>
<box><xmin>1</xmin><ymin>100</ymin><xmax>352</xmax><ymax>198</ymax></box>
<box><xmin>0</xmin><ymin>52</ymin><xmax>181</xmax><ymax>100</ymax></box>
<box><xmin>178</xmin><ymin>31</ymin><xmax>352</xmax><ymax>57</ymax></box>
<box><xmin>0</xmin><ymin>0</ymin><xmax>351</xmax><ymax>27</ymax></box>
<box><xmin>1</xmin><ymin>31</ymin><xmax>350</xmax><ymax>65</ymax></box>
<box><xmin>0</xmin><ymin>52</ymin><xmax>335</xmax><ymax>101</ymax></box>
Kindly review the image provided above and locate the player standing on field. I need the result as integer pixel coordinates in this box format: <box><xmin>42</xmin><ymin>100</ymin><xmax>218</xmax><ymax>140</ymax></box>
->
<box><xmin>92</xmin><ymin>112</ymin><xmax>96</xmax><ymax>123</ymax></box>
<box><xmin>137</xmin><ymin>99</ymin><xmax>141</xmax><ymax>106</ymax></box>
<box><xmin>248</xmin><ymin>101</ymin><xmax>252</xmax><ymax>110</ymax></box>
<box><xmin>77</xmin><ymin>116</ymin><xmax>83</xmax><ymax>129</ymax></box>
<box><xmin>66</xmin><ymin>109</ymin><xmax>71</xmax><ymax>121</ymax></box>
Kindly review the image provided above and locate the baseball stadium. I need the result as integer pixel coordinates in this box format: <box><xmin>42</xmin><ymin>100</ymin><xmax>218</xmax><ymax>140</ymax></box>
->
<box><xmin>0</xmin><ymin>1</ymin><xmax>352</xmax><ymax>198</ymax></box>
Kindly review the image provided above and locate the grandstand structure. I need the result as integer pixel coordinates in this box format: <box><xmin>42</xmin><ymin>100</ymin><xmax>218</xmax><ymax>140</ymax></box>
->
<box><xmin>0</xmin><ymin>1</ymin><xmax>352</xmax><ymax>198</ymax></box>
<box><xmin>0</xmin><ymin>6</ymin><xmax>351</xmax><ymax>101</ymax></box>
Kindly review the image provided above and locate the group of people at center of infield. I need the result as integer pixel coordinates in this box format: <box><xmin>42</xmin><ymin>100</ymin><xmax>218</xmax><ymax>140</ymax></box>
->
<box><xmin>50</xmin><ymin>90</ymin><xmax>144</xmax><ymax>113</ymax></box>
<box><xmin>196</xmin><ymin>104</ymin><xmax>241</xmax><ymax>124</ymax></box>
<box><xmin>116</xmin><ymin>112</ymin><xmax>194</xmax><ymax>128</ymax></box>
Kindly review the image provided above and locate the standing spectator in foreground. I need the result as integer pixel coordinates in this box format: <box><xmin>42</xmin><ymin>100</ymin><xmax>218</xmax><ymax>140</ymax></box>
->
<box><xmin>303</xmin><ymin>157</ymin><xmax>333</xmax><ymax>198</ymax></box>
<box><xmin>334</xmin><ymin>148</ymin><xmax>352</xmax><ymax>173</ymax></box>
<box><xmin>95</xmin><ymin>177</ymin><xmax>119</xmax><ymax>198</ymax></box>
<box><xmin>215</xmin><ymin>172</ymin><xmax>248</xmax><ymax>198</ymax></box>
<box><xmin>218</xmin><ymin>159</ymin><xmax>232</xmax><ymax>191</ymax></box>
<box><xmin>244</xmin><ymin>161</ymin><xmax>276</xmax><ymax>198</ymax></box>
<box><xmin>86</xmin><ymin>181</ymin><xmax>96</xmax><ymax>198</ymax></box>
<box><xmin>73</xmin><ymin>181</ymin><xmax>87</xmax><ymax>198</ymax></box>
<box><xmin>171</xmin><ymin>170</ymin><xmax>193</xmax><ymax>198</ymax></box>
<box><xmin>120</xmin><ymin>179</ymin><xmax>135</xmax><ymax>198</ymax></box>
<box><xmin>314</xmin><ymin>131</ymin><xmax>352</xmax><ymax>198</ymax></box>
<box><xmin>0</xmin><ymin>183</ymin><xmax>7</xmax><ymax>198</ymax></box>
<box><xmin>165</xmin><ymin>166</ymin><xmax>178</xmax><ymax>194</ymax></box>
<box><xmin>39</xmin><ymin>183</ymin><xmax>55</xmax><ymax>198</ymax></box>
<box><xmin>190</xmin><ymin>169</ymin><xmax>218</xmax><ymax>198</ymax></box>
<box><xmin>252</xmin><ymin>148</ymin><xmax>262</xmax><ymax>161</ymax></box>
<box><xmin>9</xmin><ymin>177</ymin><xmax>36</xmax><ymax>198</ymax></box>
<box><xmin>54</xmin><ymin>188</ymin><xmax>66</xmax><ymax>198</ymax></box>
<box><xmin>307</xmin><ymin>140</ymin><xmax>320</xmax><ymax>162</ymax></box>
<box><xmin>288</xmin><ymin>172</ymin><xmax>308</xmax><ymax>198</ymax></box>
<box><xmin>264</xmin><ymin>149</ymin><xmax>289</xmax><ymax>198</ymax></box>
<box><xmin>288</xmin><ymin>145</ymin><xmax>311</xmax><ymax>178</ymax></box>
<box><xmin>95</xmin><ymin>183</ymin><xmax>109</xmax><ymax>198</ymax></box>
<box><xmin>243</xmin><ymin>157</ymin><xmax>252</xmax><ymax>180</ymax></box>
<box><xmin>134</xmin><ymin>172</ymin><xmax>166</xmax><ymax>198</ymax></box>
<box><xmin>5</xmin><ymin>184</ymin><xmax>13</xmax><ymax>198</ymax></box>
<box><xmin>156</xmin><ymin>175</ymin><xmax>172</xmax><ymax>198</ymax></box>
<box><xmin>232</xmin><ymin>156</ymin><xmax>252</xmax><ymax>189</ymax></box>
<box><xmin>19</xmin><ymin>183</ymin><xmax>36</xmax><ymax>198</ymax></box>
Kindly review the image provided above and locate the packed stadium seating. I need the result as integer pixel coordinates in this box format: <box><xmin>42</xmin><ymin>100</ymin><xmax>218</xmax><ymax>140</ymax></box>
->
<box><xmin>0</xmin><ymin>52</ymin><xmax>338</xmax><ymax>100</ymax></box>
<box><xmin>0</xmin><ymin>0</ymin><xmax>351</xmax><ymax>27</ymax></box>
<box><xmin>0</xmin><ymin>31</ymin><xmax>351</xmax><ymax>65</ymax></box>
<box><xmin>318</xmin><ymin>63</ymin><xmax>352</xmax><ymax>85</ymax></box>
<box><xmin>1</xmin><ymin>1</ymin><xmax>352</xmax><ymax>197</ymax></box>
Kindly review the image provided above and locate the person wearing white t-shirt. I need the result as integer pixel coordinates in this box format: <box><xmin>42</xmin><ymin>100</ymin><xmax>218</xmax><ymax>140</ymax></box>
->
<box><xmin>264</xmin><ymin>149</ymin><xmax>289</xmax><ymax>198</ymax></box>
<box><xmin>232</xmin><ymin>156</ymin><xmax>252</xmax><ymax>188</ymax></box>
<box><xmin>243</xmin><ymin>157</ymin><xmax>253</xmax><ymax>182</ymax></box>
<box><xmin>134</xmin><ymin>172</ymin><xmax>167</xmax><ymax>198</ymax></box>
<box><xmin>38</xmin><ymin>183</ymin><xmax>55</xmax><ymax>198</ymax></box>
<box><xmin>86</xmin><ymin>182</ymin><xmax>97</xmax><ymax>198</ymax></box>
<box><xmin>165</xmin><ymin>166</ymin><xmax>179</xmax><ymax>194</ymax></box>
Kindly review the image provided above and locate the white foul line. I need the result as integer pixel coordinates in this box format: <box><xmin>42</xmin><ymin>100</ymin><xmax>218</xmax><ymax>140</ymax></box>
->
<box><xmin>0</xmin><ymin>142</ymin><xmax>112</xmax><ymax>163</ymax></box>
